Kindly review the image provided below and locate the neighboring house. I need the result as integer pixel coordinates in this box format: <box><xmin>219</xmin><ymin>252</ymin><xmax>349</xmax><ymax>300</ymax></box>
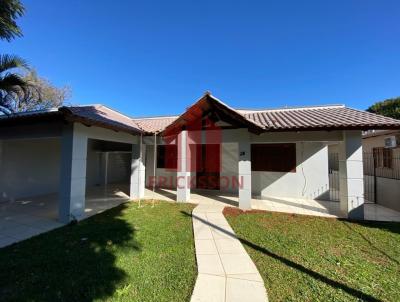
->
<box><xmin>1</xmin><ymin>92</ymin><xmax>400</xmax><ymax>223</ymax></box>
<box><xmin>362</xmin><ymin>130</ymin><xmax>400</xmax><ymax>211</ymax></box>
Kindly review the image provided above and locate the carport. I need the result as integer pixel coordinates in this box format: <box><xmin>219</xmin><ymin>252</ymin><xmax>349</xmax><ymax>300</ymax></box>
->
<box><xmin>0</xmin><ymin>105</ymin><xmax>143</xmax><ymax>247</ymax></box>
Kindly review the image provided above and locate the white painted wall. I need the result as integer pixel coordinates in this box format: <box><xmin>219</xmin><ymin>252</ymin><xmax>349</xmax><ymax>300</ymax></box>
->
<box><xmin>108</xmin><ymin>153</ymin><xmax>131</xmax><ymax>184</ymax></box>
<box><xmin>251</xmin><ymin>142</ymin><xmax>329</xmax><ymax>200</ymax></box>
<box><xmin>376</xmin><ymin>177</ymin><xmax>400</xmax><ymax>212</ymax></box>
<box><xmin>213</xmin><ymin>140</ymin><xmax>330</xmax><ymax>199</ymax></box>
<box><xmin>86</xmin><ymin>143</ymin><xmax>132</xmax><ymax>186</ymax></box>
<box><xmin>0</xmin><ymin>138</ymin><xmax>61</xmax><ymax>201</ymax></box>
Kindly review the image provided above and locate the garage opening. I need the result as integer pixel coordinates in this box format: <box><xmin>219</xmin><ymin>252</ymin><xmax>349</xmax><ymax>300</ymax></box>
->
<box><xmin>0</xmin><ymin>137</ymin><xmax>64</xmax><ymax>247</ymax></box>
<box><xmin>84</xmin><ymin>139</ymin><xmax>132</xmax><ymax>217</ymax></box>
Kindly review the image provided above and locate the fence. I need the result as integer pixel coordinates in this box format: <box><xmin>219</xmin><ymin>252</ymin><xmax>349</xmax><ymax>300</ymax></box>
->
<box><xmin>329</xmin><ymin>150</ymin><xmax>400</xmax><ymax>204</ymax></box>
<box><xmin>328</xmin><ymin>152</ymin><xmax>340</xmax><ymax>201</ymax></box>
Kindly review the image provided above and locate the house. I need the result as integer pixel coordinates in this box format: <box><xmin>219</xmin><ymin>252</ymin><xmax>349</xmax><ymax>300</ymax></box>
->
<box><xmin>1</xmin><ymin>92</ymin><xmax>400</xmax><ymax>225</ymax></box>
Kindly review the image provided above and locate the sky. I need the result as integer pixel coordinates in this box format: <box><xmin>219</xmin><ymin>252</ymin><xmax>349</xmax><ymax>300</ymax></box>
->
<box><xmin>1</xmin><ymin>0</ymin><xmax>400</xmax><ymax>117</ymax></box>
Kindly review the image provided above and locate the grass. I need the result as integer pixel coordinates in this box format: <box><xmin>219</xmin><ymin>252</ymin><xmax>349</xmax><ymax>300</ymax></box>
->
<box><xmin>224</xmin><ymin>208</ymin><xmax>400</xmax><ymax>302</ymax></box>
<box><xmin>0</xmin><ymin>201</ymin><xmax>197</xmax><ymax>302</ymax></box>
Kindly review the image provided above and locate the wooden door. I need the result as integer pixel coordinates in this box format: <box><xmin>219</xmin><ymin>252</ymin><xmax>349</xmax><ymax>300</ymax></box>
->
<box><xmin>196</xmin><ymin>144</ymin><xmax>221</xmax><ymax>189</ymax></box>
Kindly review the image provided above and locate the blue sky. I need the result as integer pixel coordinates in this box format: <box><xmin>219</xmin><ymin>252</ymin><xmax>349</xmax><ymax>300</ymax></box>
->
<box><xmin>1</xmin><ymin>0</ymin><xmax>399</xmax><ymax>117</ymax></box>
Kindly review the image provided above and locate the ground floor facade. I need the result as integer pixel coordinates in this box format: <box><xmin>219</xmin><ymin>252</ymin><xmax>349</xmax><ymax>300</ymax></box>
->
<box><xmin>0</xmin><ymin>122</ymin><xmax>389</xmax><ymax>226</ymax></box>
<box><xmin>1</xmin><ymin>93</ymin><xmax>400</xmax><ymax>248</ymax></box>
<box><xmin>141</xmin><ymin>128</ymin><xmax>366</xmax><ymax>220</ymax></box>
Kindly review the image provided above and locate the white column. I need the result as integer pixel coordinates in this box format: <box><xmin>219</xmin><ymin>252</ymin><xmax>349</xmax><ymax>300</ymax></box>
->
<box><xmin>238</xmin><ymin>141</ymin><xmax>252</xmax><ymax>210</ymax></box>
<box><xmin>339</xmin><ymin>130</ymin><xmax>364</xmax><ymax>219</ymax></box>
<box><xmin>130</xmin><ymin>143</ymin><xmax>145</xmax><ymax>199</ymax></box>
<box><xmin>59</xmin><ymin>123</ymin><xmax>88</xmax><ymax>223</ymax></box>
<box><xmin>177</xmin><ymin>130</ymin><xmax>191</xmax><ymax>202</ymax></box>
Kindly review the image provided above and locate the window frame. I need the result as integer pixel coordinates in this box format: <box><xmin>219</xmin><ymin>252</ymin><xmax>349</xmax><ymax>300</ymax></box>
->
<box><xmin>251</xmin><ymin>143</ymin><xmax>297</xmax><ymax>173</ymax></box>
<box><xmin>156</xmin><ymin>144</ymin><xmax>177</xmax><ymax>170</ymax></box>
<box><xmin>373</xmin><ymin>147</ymin><xmax>393</xmax><ymax>169</ymax></box>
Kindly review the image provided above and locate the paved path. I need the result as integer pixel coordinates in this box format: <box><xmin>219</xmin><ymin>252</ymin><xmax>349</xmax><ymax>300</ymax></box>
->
<box><xmin>190</xmin><ymin>203</ymin><xmax>268</xmax><ymax>302</ymax></box>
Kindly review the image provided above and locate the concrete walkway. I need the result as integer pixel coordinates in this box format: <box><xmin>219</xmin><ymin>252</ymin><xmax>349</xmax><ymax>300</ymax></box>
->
<box><xmin>190</xmin><ymin>203</ymin><xmax>268</xmax><ymax>302</ymax></box>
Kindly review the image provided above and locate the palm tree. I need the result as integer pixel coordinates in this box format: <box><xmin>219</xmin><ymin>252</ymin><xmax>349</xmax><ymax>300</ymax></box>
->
<box><xmin>0</xmin><ymin>1</ymin><xmax>37</xmax><ymax>115</ymax></box>
<box><xmin>0</xmin><ymin>0</ymin><xmax>25</xmax><ymax>41</ymax></box>
<box><xmin>0</xmin><ymin>54</ymin><xmax>32</xmax><ymax>114</ymax></box>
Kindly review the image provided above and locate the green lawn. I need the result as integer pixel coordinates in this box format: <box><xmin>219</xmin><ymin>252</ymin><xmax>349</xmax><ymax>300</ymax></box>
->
<box><xmin>224</xmin><ymin>208</ymin><xmax>400</xmax><ymax>302</ymax></box>
<box><xmin>0</xmin><ymin>201</ymin><xmax>197</xmax><ymax>302</ymax></box>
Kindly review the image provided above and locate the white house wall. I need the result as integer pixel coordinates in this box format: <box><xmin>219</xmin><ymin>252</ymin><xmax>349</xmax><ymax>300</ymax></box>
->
<box><xmin>107</xmin><ymin>153</ymin><xmax>131</xmax><ymax>184</ymax></box>
<box><xmin>74</xmin><ymin>123</ymin><xmax>139</xmax><ymax>145</ymax></box>
<box><xmin>0</xmin><ymin>138</ymin><xmax>61</xmax><ymax>201</ymax></box>
<box><xmin>376</xmin><ymin>177</ymin><xmax>400</xmax><ymax>211</ymax></box>
<box><xmin>251</xmin><ymin>142</ymin><xmax>330</xmax><ymax>199</ymax></box>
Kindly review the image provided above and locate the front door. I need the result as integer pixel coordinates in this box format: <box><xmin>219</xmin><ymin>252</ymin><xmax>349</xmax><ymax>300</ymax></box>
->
<box><xmin>196</xmin><ymin>144</ymin><xmax>221</xmax><ymax>190</ymax></box>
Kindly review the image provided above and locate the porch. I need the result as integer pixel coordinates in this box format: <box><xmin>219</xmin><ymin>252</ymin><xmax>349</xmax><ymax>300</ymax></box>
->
<box><xmin>143</xmin><ymin>188</ymin><xmax>400</xmax><ymax>222</ymax></box>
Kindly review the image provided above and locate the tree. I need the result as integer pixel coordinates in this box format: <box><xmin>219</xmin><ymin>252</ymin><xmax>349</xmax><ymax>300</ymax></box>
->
<box><xmin>367</xmin><ymin>97</ymin><xmax>400</xmax><ymax>120</ymax></box>
<box><xmin>0</xmin><ymin>54</ymin><xmax>33</xmax><ymax>114</ymax></box>
<box><xmin>21</xmin><ymin>69</ymin><xmax>71</xmax><ymax>111</ymax></box>
<box><xmin>0</xmin><ymin>0</ymin><xmax>25</xmax><ymax>41</ymax></box>
<box><xmin>0</xmin><ymin>0</ymin><xmax>30</xmax><ymax>114</ymax></box>
<box><xmin>0</xmin><ymin>1</ymin><xmax>70</xmax><ymax>114</ymax></box>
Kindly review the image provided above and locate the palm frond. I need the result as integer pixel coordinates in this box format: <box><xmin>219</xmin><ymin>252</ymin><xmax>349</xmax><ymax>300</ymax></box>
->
<box><xmin>0</xmin><ymin>54</ymin><xmax>29</xmax><ymax>73</ymax></box>
<box><xmin>0</xmin><ymin>72</ymin><xmax>26</xmax><ymax>88</ymax></box>
<box><xmin>0</xmin><ymin>72</ymin><xmax>37</xmax><ymax>112</ymax></box>
<box><xmin>0</xmin><ymin>0</ymin><xmax>25</xmax><ymax>41</ymax></box>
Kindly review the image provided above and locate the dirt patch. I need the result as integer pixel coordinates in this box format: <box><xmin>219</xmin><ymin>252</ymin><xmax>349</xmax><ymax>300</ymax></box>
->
<box><xmin>223</xmin><ymin>207</ymin><xmax>244</xmax><ymax>217</ymax></box>
<box><xmin>223</xmin><ymin>207</ymin><xmax>268</xmax><ymax>217</ymax></box>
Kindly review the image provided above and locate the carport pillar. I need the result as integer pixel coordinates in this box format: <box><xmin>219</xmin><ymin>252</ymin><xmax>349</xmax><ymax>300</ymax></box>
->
<box><xmin>59</xmin><ymin>123</ymin><xmax>88</xmax><ymax>223</ymax></box>
<box><xmin>177</xmin><ymin>130</ymin><xmax>190</xmax><ymax>202</ymax></box>
<box><xmin>238</xmin><ymin>141</ymin><xmax>252</xmax><ymax>210</ymax></box>
<box><xmin>130</xmin><ymin>143</ymin><xmax>145</xmax><ymax>199</ymax></box>
<box><xmin>338</xmin><ymin>130</ymin><xmax>364</xmax><ymax>219</ymax></box>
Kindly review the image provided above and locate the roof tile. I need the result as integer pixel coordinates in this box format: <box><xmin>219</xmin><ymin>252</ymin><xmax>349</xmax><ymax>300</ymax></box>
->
<box><xmin>62</xmin><ymin>105</ymin><xmax>143</xmax><ymax>134</ymax></box>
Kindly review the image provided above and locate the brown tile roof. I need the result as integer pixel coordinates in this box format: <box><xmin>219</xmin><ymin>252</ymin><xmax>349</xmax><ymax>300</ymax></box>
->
<box><xmin>132</xmin><ymin>103</ymin><xmax>400</xmax><ymax>133</ymax></box>
<box><xmin>2</xmin><ymin>95</ymin><xmax>400</xmax><ymax>135</ymax></box>
<box><xmin>132</xmin><ymin>116</ymin><xmax>178</xmax><ymax>133</ymax></box>
<box><xmin>239</xmin><ymin>105</ymin><xmax>400</xmax><ymax>131</ymax></box>
<box><xmin>60</xmin><ymin>105</ymin><xmax>143</xmax><ymax>134</ymax></box>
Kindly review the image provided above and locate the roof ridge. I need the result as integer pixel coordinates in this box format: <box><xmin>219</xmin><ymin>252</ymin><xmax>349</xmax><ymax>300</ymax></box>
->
<box><xmin>65</xmin><ymin>104</ymin><xmax>135</xmax><ymax>121</ymax></box>
<box><xmin>237</xmin><ymin>104</ymin><xmax>345</xmax><ymax>113</ymax></box>
<box><xmin>94</xmin><ymin>104</ymin><xmax>135</xmax><ymax>121</ymax></box>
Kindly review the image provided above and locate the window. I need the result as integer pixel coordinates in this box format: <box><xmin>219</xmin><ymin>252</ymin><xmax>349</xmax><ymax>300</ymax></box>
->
<box><xmin>373</xmin><ymin>147</ymin><xmax>393</xmax><ymax>169</ymax></box>
<box><xmin>157</xmin><ymin>145</ymin><xmax>177</xmax><ymax>169</ymax></box>
<box><xmin>251</xmin><ymin>143</ymin><xmax>296</xmax><ymax>172</ymax></box>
